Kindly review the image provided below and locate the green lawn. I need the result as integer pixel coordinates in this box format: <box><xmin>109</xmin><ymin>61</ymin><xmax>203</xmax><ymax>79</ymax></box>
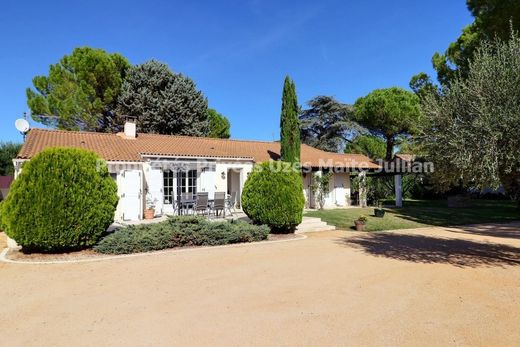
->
<box><xmin>305</xmin><ymin>200</ymin><xmax>520</xmax><ymax>231</ymax></box>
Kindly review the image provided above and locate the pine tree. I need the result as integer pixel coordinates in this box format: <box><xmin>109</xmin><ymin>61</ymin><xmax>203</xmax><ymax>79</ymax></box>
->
<box><xmin>280</xmin><ymin>76</ymin><xmax>301</xmax><ymax>164</ymax></box>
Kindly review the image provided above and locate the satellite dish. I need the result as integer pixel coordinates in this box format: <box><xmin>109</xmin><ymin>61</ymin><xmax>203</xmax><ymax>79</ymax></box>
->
<box><xmin>15</xmin><ymin>118</ymin><xmax>30</xmax><ymax>134</ymax></box>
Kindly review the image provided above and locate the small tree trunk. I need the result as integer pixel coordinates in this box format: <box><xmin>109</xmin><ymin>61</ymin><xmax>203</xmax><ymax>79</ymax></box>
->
<box><xmin>385</xmin><ymin>137</ymin><xmax>394</xmax><ymax>161</ymax></box>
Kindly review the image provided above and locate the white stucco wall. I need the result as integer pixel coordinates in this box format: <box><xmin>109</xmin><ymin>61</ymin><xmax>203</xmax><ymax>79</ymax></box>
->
<box><xmin>303</xmin><ymin>171</ymin><xmax>352</xmax><ymax>209</ymax></box>
<box><xmin>215</xmin><ymin>161</ymin><xmax>254</xmax><ymax>206</ymax></box>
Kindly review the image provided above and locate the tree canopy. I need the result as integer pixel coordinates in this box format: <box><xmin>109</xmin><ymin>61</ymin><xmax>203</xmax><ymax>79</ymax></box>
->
<box><xmin>422</xmin><ymin>32</ymin><xmax>520</xmax><ymax>202</ymax></box>
<box><xmin>117</xmin><ymin>60</ymin><xmax>209</xmax><ymax>136</ymax></box>
<box><xmin>280</xmin><ymin>76</ymin><xmax>300</xmax><ymax>164</ymax></box>
<box><xmin>26</xmin><ymin>47</ymin><xmax>130</xmax><ymax>132</ymax></box>
<box><xmin>353</xmin><ymin>87</ymin><xmax>421</xmax><ymax>160</ymax></box>
<box><xmin>0</xmin><ymin>142</ymin><xmax>22</xmax><ymax>176</ymax></box>
<box><xmin>299</xmin><ymin>96</ymin><xmax>360</xmax><ymax>153</ymax></box>
<box><xmin>344</xmin><ymin>134</ymin><xmax>386</xmax><ymax>160</ymax></box>
<box><xmin>207</xmin><ymin>108</ymin><xmax>231</xmax><ymax>138</ymax></box>
<box><xmin>412</xmin><ymin>0</ymin><xmax>520</xmax><ymax>88</ymax></box>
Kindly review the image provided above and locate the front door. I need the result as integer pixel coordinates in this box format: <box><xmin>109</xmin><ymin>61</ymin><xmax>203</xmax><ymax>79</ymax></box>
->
<box><xmin>335</xmin><ymin>174</ymin><xmax>346</xmax><ymax>206</ymax></box>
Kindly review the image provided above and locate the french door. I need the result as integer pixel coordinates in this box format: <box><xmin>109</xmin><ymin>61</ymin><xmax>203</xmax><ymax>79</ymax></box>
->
<box><xmin>177</xmin><ymin>169</ymin><xmax>197</xmax><ymax>196</ymax></box>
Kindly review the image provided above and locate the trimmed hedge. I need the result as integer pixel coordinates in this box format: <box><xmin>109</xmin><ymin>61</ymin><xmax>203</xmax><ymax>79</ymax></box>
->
<box><xmin>95</xmin><ymin>216</ymin><xmax>270</xmax><ymax>254</ymax></box>
<box><xmin>241</xmin><ymin>161</ymin><xmax>305</xmax><ymax>232</ymax></box>
<box><xmin>0</xmin><ymin>147</ymin><xmax>118</xmax><ymax>252</ymax></box>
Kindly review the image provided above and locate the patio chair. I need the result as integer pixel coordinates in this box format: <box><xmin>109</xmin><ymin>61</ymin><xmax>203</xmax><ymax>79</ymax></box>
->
<box><xmin>226</xmin><ymin>191</ymin><xmax>237</xmax><ymax>216</ymax></box>
<box><xmin>194</xmin><ymin>192</ymin><xmax>209</xmax><ymax>217</ymax></box>
<box><xmin>181</xmin><ymin>192</ymin><xmax>195</xmax><ymax>215</ymax></box>
<box><xmin>213</xmin><ymin>192</ymin><xmax>226</xmax><ymax>218</ymax></box>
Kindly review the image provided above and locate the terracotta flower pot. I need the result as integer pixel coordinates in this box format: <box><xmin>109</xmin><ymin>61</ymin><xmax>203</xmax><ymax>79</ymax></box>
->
<box><xmin>144</xmin><ymin>208</ymin><xmax>155</xmax><ymax>220</ymax></box>
<box><xmin>354</xmin><ymin>220</ymin><xmax>366</xmax><ymax>231</ymax></box>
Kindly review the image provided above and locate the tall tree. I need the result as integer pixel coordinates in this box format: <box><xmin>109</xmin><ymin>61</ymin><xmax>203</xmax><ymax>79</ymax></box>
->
<box><xmin>26</xmin><ymin>47</ymin><xmax>130</xmax><ymax>132</ymax></box>
<box><xmin>280</xmin><ymin>76</ymin><xmax>300</xmax><ymax>164</ymax></box>
<box><xmin>117</xmin><ymin>60</ymin><xmax>209</xmax><ymax>136</ymax></box>
<box><xmin>354</xmin><ymin>87</ymin><xmax>421</xmax><ymax>161</ymax></box>
<box><xmin>0</xmin><ymin>142</ymin><xmax>22</xmax><ymax>176</ymax></box>
<box><xmin>409</xmin><ymin>72</ymin><xmax>438</xmax><ymax>100</ymax></box>
<box><xmin>344</xmin><ymin>135</ymin><xmax>386</xmax><ymax>160</ymax></box>
<box><xmin>422</xmin><ymin>32</ymin><xmax>520</xmax><ymax>202</ymax></box>
<box><xmin>412</xmin><ymin>0</ymin><xmax>520</xmax><ymax>88</ymax></box>
<box><xmin>207</xmin><ymin>108</ymin><xmax>231</xmax><ymax>138</ymax></box>
<box><xmin>300</xmin><ymin>96</ymin><xmax>361</xmax><ymax>152</ymax></box>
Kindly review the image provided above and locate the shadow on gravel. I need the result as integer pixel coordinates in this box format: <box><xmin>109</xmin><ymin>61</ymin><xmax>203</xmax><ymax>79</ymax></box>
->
<box><xmin>447</xmin><ymin>224</ymin><xmax>520</xmax><ymax>240</ymax></box>
<box><xmin>337</xmin><ymin>233</ymin><xmax>520</xmax><ymax>268</ymax></box>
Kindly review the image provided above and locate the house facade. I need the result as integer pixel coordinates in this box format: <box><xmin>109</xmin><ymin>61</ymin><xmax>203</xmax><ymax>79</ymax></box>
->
<box><xmin>14</xmin><ymin>120</ymin><xmax>379</xmax><ymax>221</ymax></box>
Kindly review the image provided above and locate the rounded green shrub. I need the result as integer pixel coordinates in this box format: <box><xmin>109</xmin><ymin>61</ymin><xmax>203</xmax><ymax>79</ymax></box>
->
<box><xmin>242</xmin><ymin>161</ymin><xmax>305</xmax><ymax>232</ymax></box>
<box><xmin>1</xmin><ymin>147</ymin><xmax>118</xmax><ymax>252</ymax></box>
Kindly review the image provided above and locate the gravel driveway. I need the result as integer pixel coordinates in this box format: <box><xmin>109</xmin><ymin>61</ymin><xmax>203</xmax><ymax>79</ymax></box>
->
<box><xmin>1</xmin><ymin>224</ymin><xmax>519</xmax><ymax>346</ymax></box>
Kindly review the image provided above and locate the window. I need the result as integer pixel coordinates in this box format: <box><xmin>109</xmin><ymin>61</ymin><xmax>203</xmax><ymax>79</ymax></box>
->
<box><xmin>163</xmin><ymin>170</ymin><xmax>174</xmax><ymax>204</ymax></box>
<box><xmin>177</xmin><ymin>169</ymin><xmax>197</xmax><ymax>196</ymax></box>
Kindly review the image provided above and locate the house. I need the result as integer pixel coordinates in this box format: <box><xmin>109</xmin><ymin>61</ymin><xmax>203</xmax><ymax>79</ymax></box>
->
<box><xmin>0</xmin><ymin>175</ymin><xmax>14</xmax><ymax>201</ymax></box>
<box><xmin>14</xmin><ymin>120</ymin><xmax>380</xmax><ymax>221</ymax></box>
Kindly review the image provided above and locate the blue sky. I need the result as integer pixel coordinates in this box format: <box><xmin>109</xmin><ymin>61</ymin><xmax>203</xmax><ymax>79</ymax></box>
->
<box><xmin>0</xmin><ymin>0</ymin><xmax>472</xmax><ymax>143</ymax></box>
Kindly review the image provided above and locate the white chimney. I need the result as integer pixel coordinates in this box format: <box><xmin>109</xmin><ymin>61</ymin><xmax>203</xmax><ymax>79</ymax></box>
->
<box><xmin>124</xmin><ymin>116</ymin><xmax>137</xmax><ymax>138</ymax></box>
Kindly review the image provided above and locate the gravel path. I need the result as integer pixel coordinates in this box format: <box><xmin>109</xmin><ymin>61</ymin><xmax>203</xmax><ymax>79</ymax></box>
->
<box><xmin>1</xmin><ymin>224</ymin><xmax>519</xmax><ymax>346</ymax></box>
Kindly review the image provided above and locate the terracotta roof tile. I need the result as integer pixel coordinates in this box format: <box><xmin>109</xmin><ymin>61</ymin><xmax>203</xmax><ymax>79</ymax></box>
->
<box><xmin>17</xmin><ymin>129</ymin><xmax>380</xmax><ymax>169</ymax></box>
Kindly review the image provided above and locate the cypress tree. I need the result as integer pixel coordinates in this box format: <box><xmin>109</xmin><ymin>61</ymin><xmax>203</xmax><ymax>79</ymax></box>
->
<box><xmin>280</xmin><ymin>76</ymin><xmax>301</xmax><ymax>164</ymax></box>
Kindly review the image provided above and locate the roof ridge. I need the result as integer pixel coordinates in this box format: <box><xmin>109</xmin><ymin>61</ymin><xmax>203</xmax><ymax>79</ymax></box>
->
<box><xmin>138</xmin><ymin>132</ymin><xmax>277</xmax><ymax>144</ymax></box>
<box><xmin>30</xmin><ymin>128</ymin><xmax>278</xmax><ymax>144</ymax></box>
<box><xmin>30</xmin><ymin>128</ymin><xmax>119</xmax><ymax>137</ymax></box>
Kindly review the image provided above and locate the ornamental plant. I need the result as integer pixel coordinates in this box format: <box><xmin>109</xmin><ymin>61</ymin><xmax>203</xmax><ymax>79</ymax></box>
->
<box><xmin>241</xmin><ymin>161</ymin><xmax>305</xmax><ymax>232</ymax></box>
<box><xmin>1</xmin><ymin>147</ymin><xmax>118</xmax><ymax>252</ymax></box>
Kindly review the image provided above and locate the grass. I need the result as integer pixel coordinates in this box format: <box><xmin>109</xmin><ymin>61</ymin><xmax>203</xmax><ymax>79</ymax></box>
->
<box><xmin>305</xmin><ymin>199</ymin><xmax>520</xmax><ymax>232</ymax></box>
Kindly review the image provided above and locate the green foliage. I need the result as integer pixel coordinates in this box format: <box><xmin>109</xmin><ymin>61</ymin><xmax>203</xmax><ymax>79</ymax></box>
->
<box><xmin>207</xmin><ymin>108</ymin><xmax>231</xmax><ymax>138</ymax></box>
<box><xmin>95</xmin><ymin>216</ymin><xmax>270</xmax><ymax>254</ymax></box>
<box><xmin>117</xmin><ymin>60</ymin><xmax>209</xmax><ymax>136</ymax></box>
<box><xmin>356</xmin><ymin>215</ymin><xmax>368</xmax><ymax>223</ymax></box>
<box><xmin>1</xmin><ymin>148</ymin><xmax>118</xmax><ymax>252</ymax></box>
<box><xmin>280</xmin><ymin>76</ymin><xmax>301</xmax><ymax>164</ymax></box>
<box><xmin>0</xmin><ymin>142</ymin><xmax>22</xmax><ymax>176</ymax></box>
<box><xmin>310</xmin><ymin>172</ymin><xmax>332</xmax><ymax>210</ymax></box>
<box><xmin>242</xmin><ymin>161</ymin><xmax>305</xmax><ymax>232</ymax></box>
<box><xmin>354</xmin><ymin>87</ymin><xmax>421</xmax><ymax>160</ymax></box>
<box><xmin>344</xmin><ymin>134</ymin><xmax>386</xmax><ymax>160</ymax></box>
<box><xmin>409</xmin><ymin>72</ymin><xmax>439</xmax><ymax>100</ymax></box>
<box><xmin>422</xmin><ymin>33</ymin><xmax>520</xmax><ymax>202</ymax></box>
<box><xmin>26</xmin><ymin>47</ymin><xmax>130</xmax><ymax>132</ymax></box>
<box><xmin>419</xmin><ymin>0</ymin><xmax>520</xmax><ymax>86</ymax></box>
<box><xmin>300</xmin><ymin>96</ymin><xmax>360</xmax><ymax>152</ymax></box>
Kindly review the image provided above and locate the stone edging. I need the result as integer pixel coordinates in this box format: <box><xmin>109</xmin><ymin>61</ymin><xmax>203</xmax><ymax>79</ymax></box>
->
<box><xmin>0</xmin><ymin>234</ymin><xmax>307</xmax><ymax>265</ymax></box>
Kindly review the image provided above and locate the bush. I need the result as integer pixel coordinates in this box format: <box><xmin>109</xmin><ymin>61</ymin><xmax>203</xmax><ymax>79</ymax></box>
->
<box><xmin>1</xmin><ymin>148</ymin><xmax>118</xmax><ymax>252</ymax></box>
<box><xmin>95</xmin><ymin>216</ymin><xmax>270</xmax><ymax>254</ymax></box>
<box><xmin>241</xmin><ymin>161</ymin><xmax>305</xmax><ymax>232</ymax></box>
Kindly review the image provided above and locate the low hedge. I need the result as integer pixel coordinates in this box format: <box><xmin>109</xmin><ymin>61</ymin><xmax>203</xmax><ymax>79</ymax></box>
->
<box><xmin>95</xmin><ymin>216</ymin><xmax>270</xmax><ymax>254</ymax></box>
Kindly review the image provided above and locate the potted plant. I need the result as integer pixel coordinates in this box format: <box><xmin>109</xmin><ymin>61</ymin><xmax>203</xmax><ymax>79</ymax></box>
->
<box><xmin>144</xmin><ymin>193</ymin><xmax>157</xmax><ymax>220</ymax></box>
<box><xmin>374</xmin><ymin>200</ymin><xmax>385</xmax><ymax>218</ymax></box>
<box><xmin>354</xmin><ymin>215</ymin><xmax>368</xmax><ymax>231</ymax></box>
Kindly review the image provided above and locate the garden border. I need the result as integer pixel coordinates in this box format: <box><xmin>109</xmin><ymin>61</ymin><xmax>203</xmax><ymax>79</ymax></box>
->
<box><xmin>0</xmin><ymin>234</ymin><xmax>307</xmax><ymax>265</ymax></box>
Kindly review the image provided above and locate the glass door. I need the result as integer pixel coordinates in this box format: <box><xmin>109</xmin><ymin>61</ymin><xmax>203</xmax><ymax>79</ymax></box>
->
<box><xmin>177</xmin><ymin>169</ymin><xmax>197</xmax><ymax>197</ymax></box>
